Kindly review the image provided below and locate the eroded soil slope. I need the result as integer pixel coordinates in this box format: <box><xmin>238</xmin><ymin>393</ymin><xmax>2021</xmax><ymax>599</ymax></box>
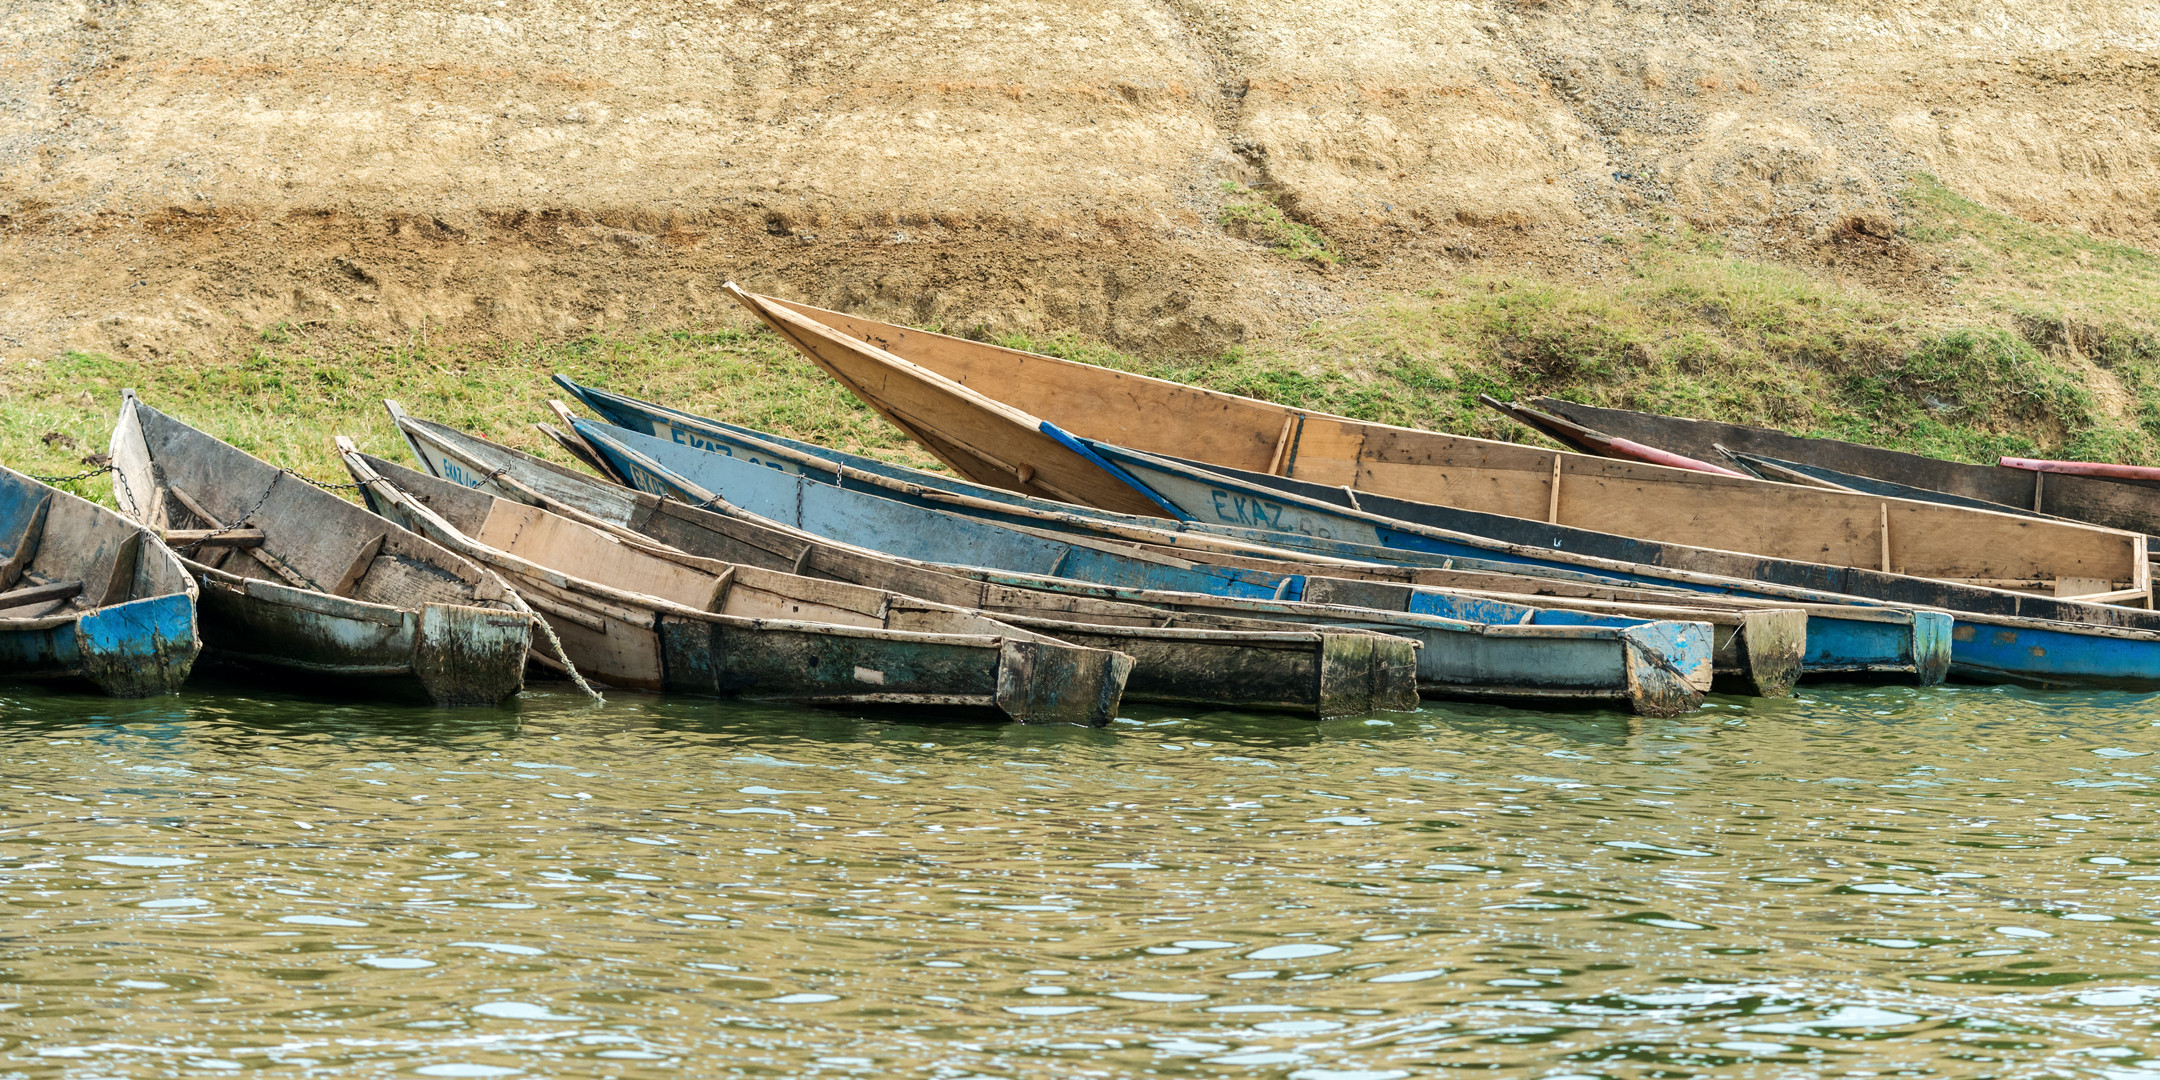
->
<box><xmin>2</xmin><ymin>0</ymin><xmax>2155</xmax><ymax>359</ymax></box>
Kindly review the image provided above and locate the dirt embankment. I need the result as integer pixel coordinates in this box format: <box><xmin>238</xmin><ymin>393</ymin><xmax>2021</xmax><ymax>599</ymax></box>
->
<box><xmin>1</xmin><ymin>0</ymin><xmax>2155</xmax><ymax>360</ymax></box>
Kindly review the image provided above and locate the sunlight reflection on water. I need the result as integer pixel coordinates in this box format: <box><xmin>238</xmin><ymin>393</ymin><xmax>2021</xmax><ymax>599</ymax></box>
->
<box><xmin>2</xmin><ymin>678</ymin><xmax>2159</xmax><ymax>1078</ymax></box>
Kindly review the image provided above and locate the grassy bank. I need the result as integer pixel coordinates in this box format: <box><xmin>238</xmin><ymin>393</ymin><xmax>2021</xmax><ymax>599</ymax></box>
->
<box><xmin>9</xmin><ymin>174</ymin><xmax>2157</xmax><ymax>508</ymax></box>
<box><xmin>0</xmin><ymin>324</ymin><xmax>947</xmax><ymax>505</ymax></box>
<box><xmin>1010</xmin><ymin>176</ymin><xmax>2160</xmax><ymax>467</ymax></box>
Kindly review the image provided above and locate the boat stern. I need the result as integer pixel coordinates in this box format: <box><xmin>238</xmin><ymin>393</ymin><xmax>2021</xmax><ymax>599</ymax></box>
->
<box><xmin>1620</xmin><ymin>621</ymin><xmax>1714</xmax><ymax>718</ymax></box>
<box><xmin>73</xmin><ymin>592</ymin><xmax>200</xmax><ymax>697</ymax></box>
<box><xmin>993</xmin><ymin>638</ymin><xmax>1134</xmax><ymax>727</ymax></box>
<box><xmin>1316</xmin><ymin>632</ymin><xmax>1422</xmax><ymax>719</ymax></box>
<box><xmin>413</xmin><ymin>603</ymin><xmax>533</xmax><ymax>706</ymax></box>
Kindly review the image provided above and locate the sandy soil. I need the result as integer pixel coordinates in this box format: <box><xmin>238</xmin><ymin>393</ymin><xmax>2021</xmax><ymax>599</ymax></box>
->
<box><xmin>1</xmin><ymin>0</ymin><xmax>2154</xmax><ymax>359</ymax></box>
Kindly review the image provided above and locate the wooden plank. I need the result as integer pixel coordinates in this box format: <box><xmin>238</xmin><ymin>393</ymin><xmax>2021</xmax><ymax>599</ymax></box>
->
<box><xmin>0</xmin><ymin>492</ymin><xmax>50</xmax><ymax>591</ymax></box>
<box><xmin>330</xmin><ymin>534</ymin><xmax>387</xmax><ymax>598</ymax></box>
<box><xmin>474</xmin><ymin>500</ymin><xmax>725</xmax><ymax>611</ymax></box>
<box><xmin>0</xmin><ymin>579</ymin><xmax>82</xmax><ymax>609</ymax></box>
<box><xmin>1547</xmin><ymin>454</ymin><xmax>1561</xmax><ymax>524</ymax></box>
<box><xmin>161</xmin><ymin>528</ymin><xmax>265</xmax><ymax>547</ymax></box>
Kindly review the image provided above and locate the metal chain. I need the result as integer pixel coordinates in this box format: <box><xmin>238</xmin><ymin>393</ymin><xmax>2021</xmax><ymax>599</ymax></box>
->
<box><xmin>29</xmin><ymin>463</ymin><xmax>118</xmax><ymax>485</ymax></box>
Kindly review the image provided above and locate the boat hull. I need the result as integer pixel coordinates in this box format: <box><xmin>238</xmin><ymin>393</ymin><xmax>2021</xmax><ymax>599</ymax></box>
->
<box><xmin>576</xmin><ymin>420</ymin><xmax>1720</xmax><ymax>716</ymax></box>
<box><xmin>1533</xmin><ymin>397</ymin><xmax>2160</xmax><ymax>550</ymax></box>
<box><xmin>194</xmin><ymin>571</ymin><xmax>530</xmax><ymax>705</ymax></box>
<box><xmin>0</xmin><ymin>592</ymin><xmax>199</xmax><ymax>697</ymax></box>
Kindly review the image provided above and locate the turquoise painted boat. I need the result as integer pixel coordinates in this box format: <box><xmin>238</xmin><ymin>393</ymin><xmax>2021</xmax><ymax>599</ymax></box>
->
<box><xmin>561</xmin><ymin>418</ymin><xmax>1731</xmax><ymax>715</ymax></box>
<box><xmin>0</xmin><ymin>464</ymin><xmax>199</xmax><ymax>696</ymax></box>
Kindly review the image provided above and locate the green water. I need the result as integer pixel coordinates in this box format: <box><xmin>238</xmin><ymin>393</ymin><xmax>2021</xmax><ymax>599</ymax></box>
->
<box><xmin>3</xmin><ymin>680</ymin><xmax>2158</xmax><ymax>1078</ymax></box>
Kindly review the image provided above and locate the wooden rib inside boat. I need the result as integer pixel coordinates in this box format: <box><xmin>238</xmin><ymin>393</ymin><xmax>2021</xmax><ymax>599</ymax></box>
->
<box><xmin>734</xmin><ymin>286</ymin><xmax>2148</xmax><ymax>603</ymax></box>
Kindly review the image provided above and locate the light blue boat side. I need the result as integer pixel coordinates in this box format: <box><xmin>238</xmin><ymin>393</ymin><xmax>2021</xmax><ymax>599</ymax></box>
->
<box><xmin>569</xmin><ymin>419</ymin><xmax>1721</xmax><ymax>714</ymax></box>
<box><xmin>0</xmin><ymin>465</ymin><xmax>199</xmax><ymax>696</ymax></box>
<box><xmin>555</xmin><ymin>378</ymin><xmax>1938</xmax><ymax>683</ymax></box>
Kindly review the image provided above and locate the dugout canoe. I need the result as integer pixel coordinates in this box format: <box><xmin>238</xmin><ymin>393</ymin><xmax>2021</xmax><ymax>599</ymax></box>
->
<box><xmin>340</xmin><ymin>443</ymin><xmax>1136</xmax><ymax>725</ymax></box>
<box><xmin>728</xmin><ymin>285</ymin><xmax>2147</xmax><ymax>604</ymax></box>
<box><xmin>1529</xmin><ymin>397</ymin><xmax>2160</xmax><ymax>555</ymax></box>
<box><xmin>549</xmin><ymin>379</ymin><xmax>1952</xmax><ymax>691</ymax></box>
<box><xmin>568</xmin><ymin>418</ymin><xmax>1739</xmax><ymax>715</ymax></box>
<box><xmin>109</xmin><ymin>393</ymin><xmax>533</xmax><ymax>705</ymax></box>
<box><xmin>0</xmin><ymin>463</ymin><xmax>199</xmax><ymax>695</ymax></box>
<box><xmin>394</xmin><ymin>408</ymin><xmax>1425</xmax><ymax>717</ymax></box>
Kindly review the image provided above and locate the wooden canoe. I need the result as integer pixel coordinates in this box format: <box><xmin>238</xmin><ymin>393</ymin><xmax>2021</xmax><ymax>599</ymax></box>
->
<box><xmin>566</xmin><ymin>417</ymin><xmax>1740</xmax><ymax>715</ymax></box>
<box><xmin>552</xmin><ymin>378</ymin><xmax>1961</xmax><ymax>689</ymax></box>
<box><xmin>0</xmin><ymin>463</ymin><xmax>199</xmax><ymax>695</ymax></box>
<box><xmin>730</xmin><ymin>286</ymin><xmax>2149</xmax><ymax>603</ymax></box>
<box><xmin>341</xmin><ymin>444</ymin><xmax>1137</xmax><ymax>725</ymax></box>
<box><xmin>394</xmin><ymin>409</ymin><xmax>1425</xmax><ymax>718</ymax></box>
<box><xmin>548</xmin><ymin>381</ymin><xmax>1804</xmax><ymax>695</ymax></box>
<box><xmin>109</xmin><ymin>393</ymin><xmax>533</xmax><ymax>705</ymax></box>
<box><xmin>1085</xmin><ymin>439</ymin><xmax>2160</xmax><ymax>690</ymax></box>
<box><xmin>1530</xmin><ymin>397</ymin><xmax>2160</xmax><ymax>555</ymax></box>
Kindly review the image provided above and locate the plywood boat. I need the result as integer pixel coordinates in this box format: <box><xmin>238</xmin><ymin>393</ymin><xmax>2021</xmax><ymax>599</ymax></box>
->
<box><xmin>1527</xmin><ymin>397</ymin><xmax>2160</xmax><ymax>555</ymax></box>
<box><xmin>394</xmin><ymin>409</ymin><xmax>1425</xmax><ymax>718</ymax></box>
<box><xmin>109</xmin><ymin>393</ymin><xmax>533</xmax><ymax>705</ymax></box>
<box><xmin>340</xmin><ymin>443</ymin><xmax>1139</xmax><ymax>725</ymax></box>
<box><xmin>565</xmin><ymin>417</ymin><xmax>1735</xmax><ymax>715</ymax></box>
<box><xmin>0</xmin><ymin>464</ymin><xmax>199</xmax><ymax>695</ymax></box>
<box><xmin>728</xmin><ymin>285</ymin><xmax>2148</xmax><ymax>604</ymax></box>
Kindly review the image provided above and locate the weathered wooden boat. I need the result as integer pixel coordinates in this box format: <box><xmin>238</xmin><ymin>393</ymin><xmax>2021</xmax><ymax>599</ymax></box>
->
<box><xmin>1720</xmin><ymin>449</ymin><xmax>2118</xmax><ymax>530</ymax></box>
<box><xmin>608</xmin><ymin>358</ymin><xmax>2157</xmax><ymax>689</ymax></box>
<box><xmin>549</xmin><ymin>379</ymin><xmax>1941</xmax><ymax>690</ymax></box>
<box><xmin>108</xmin><ymin>393</ymin><xmax>533</xmax><ymax>705</ymax></box>
<box><xmin>0</xmin><ymin>464</ymin><xmax>199</xmax><ymax>695</ymax></box>
<box><xmin>728</xmin><ymin>285</ymin><xmax>2148</xmax><ymax>603</ymax></box>
<box><xmin>1527</xmin><ymin>397</ymin><xmax>2160</xmax><ymax>553</ymax></box>
<box><xmin>1078</xmin><ymin>438</ymin><xmax>2160</xmax><ymax>690</ymax></box>
<box><xmin>565</xmin><ymin>419</ymin><xmax>1731</xmax><ymax>714</ymax></box>
<box><xmin>521</xmin><ymin>404</ymin><xmax>1738</xmax><ymax>713</ymax></box>
<box><xmin>340</xmin><ymin>443</ymin><xmax>1139</xmax><ymax>725</ymax></box>
<box><xmin>393</xmin><ymin>409</ymin><xmax>1427</xmax><ymax>717</ymax></box>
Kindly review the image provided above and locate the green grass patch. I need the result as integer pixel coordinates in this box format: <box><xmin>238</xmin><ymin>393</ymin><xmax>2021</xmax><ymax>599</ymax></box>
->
<box><xmin>0</xmin><ymin>324</ymin><xmax>942</xmax><ymax>506</ymax></box>
<box><xmin>1218</xmin><ymin>182</ymin><xmax>1337</xmax><ymax>266</ymax></box>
